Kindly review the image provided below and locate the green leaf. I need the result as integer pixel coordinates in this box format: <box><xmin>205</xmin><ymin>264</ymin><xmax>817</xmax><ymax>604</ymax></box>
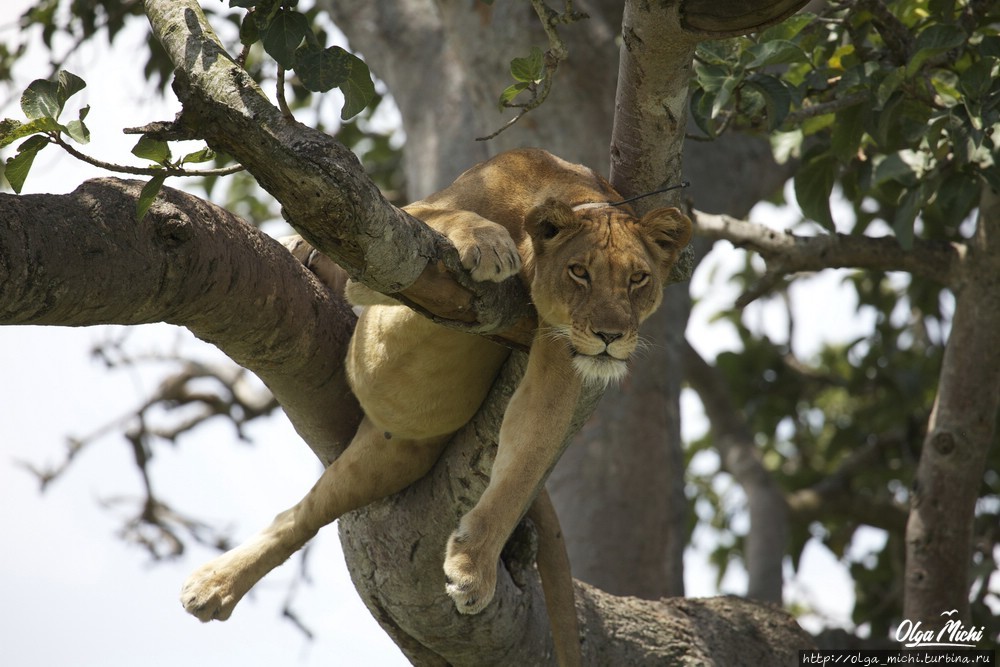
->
<box><xmin>261</xmin><ymin>10</ymin><xmax>310</xmax><ymax>69</ymax></box>
<box><xmin>906</xmin><ymin>24</ymin><xmax>966</xmax><ymax>77</ymax></box>
<box><xmin>16</xmin><ymin>71</ymin><xmax>85</xmax><ymax>123</ymax></box>
<box><xmin>21</xmin><ymin>78</ymin><xmax>61</xmax><ymax>120</ymax></box>
<box><xmin>63</xmin><ymin>119</ymin><xmax>90</xmax><ymax>144</ymax></box>
<box><xmin>711</xmin><ymin>75</ymin><xmax>739</xmax><ymax>118</ymax></box>
<box><xmin>694</xmin><ymin>63</ymin><xmax>732</xmax><ymax>94</ymax></box>
<box><xmin>698</xmin><ymin>40</ymin><xmax>738</xmax><ymax>67</ymax></box>
<box><xmin>136</xmin><ymin>173</ymin><xmax>167</xmax><ymax>221</ymax></box>
<box><xmin>745</xmin><ymin>39</ymin><xmax>806</xmax><ymax>69</ymax></box>
<box><xmin>510</xmin><ymin>46</ymin><xmax>544</xmax><ymax>83</ymax></box>
<box><xmin>980</xmin><ymin>36</ymin><xmax>1000</xmax><ymax>58</ymax></box>
<box><xmin>893</xmin><ymin>185</ymin><xmax>925</xmax><ymax>251</ymax></box>
<box><xmin>744</xmin><ymin>73</ymin><xmax>790</xmax><ymax>131</ymax></box>
<box><xmin>339</xmin><ymin>54</ymin><xmax>376</xmax><ymax>120</ymax></box>
<box><xmin>830</xmin><ymin>103</ymin><xmax>865</xmax><ymax>163</ymax></box>
<box><xmin>5</xmin><ymin>137</ymin><xmax>49</xmax><ymax>193</ymax></box>
<box><xmin>958</xmin><ymin>56</ymin><xmax>997</xmax><ymax>100</ymax></box>
<box><xmin>131</xmin><ymin>136</ymin><xmax>171</xmax><ymax>165</ymax></box>
<box><xmin>758</xmin><ymin>13</ymin><xmax>814</xmax><ymax>43</ymax></box>
<box><xmin>239</xmin><ymin>12</ymin><xmax>260</xmax><ymax>46</ymax></box>
<box><xmin>0</xmin><ymin>116</ymin><xmax>60</xmax><ymax>149</ymax></box>
<box><xmin>689</xmin><ymin>88</ymin><xmax>718</xmax><ymax>138</ymax></box>
<box><xmin>295</xmin><ymin>44</ymin><xmax>351</xmax><ymax>92</ymax></box>
<box><xmin>873</xmin><ymin>150</ymin><xmax>923</xmax><ymax>187</ymax></box>
<box><xmin>871</xmin><ymin>93</ymin><xmax>903</xmax><ymax>146</ymax></box>
<box><xmin>770</xmin><ymin>129</ymin><xmax>804</xmax><ymax>164</ymax></box>
<box><xmin>180</xmin><ymin>147</ymin><xmax>216</xmax><ymax>165</ymax></box>
<box><xmin>794</xmin><ymin>152</ymin><xmax>837</xmax><ymax>230</ymax></box>
<box><xmin>875</xmin><ymin>67</ymin><xmax>906</xmax><ymax>110</ymax></box>
<box><xmin>56</xmin><ymin>71</ymin><xmax>86</xmax><ymax>108</ymax></box>
<box><xmin>498</xmin><ymin>81</ymin><xmax>530</xmax><ymax>110</ymax></box>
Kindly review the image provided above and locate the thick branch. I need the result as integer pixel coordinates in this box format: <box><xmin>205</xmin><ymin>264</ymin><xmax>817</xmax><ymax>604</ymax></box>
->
<box><xmin>680</xmin><ymin>0</ymin><xmax>811</xmax><ymax>37</ymax></box>
<box><xmin>142</xmin><ymin>0</ymin><xmax>532</xmax><ymax>341</ymax></box>
<box><xmin>0</xmin><ymin>180</ymin><xmax>361</xmax><ymax>463</ymax></box>
<box><xmin>695</xmin><ymin>210</ymin><xmax>965</xmax><ymax>293</ymax></box>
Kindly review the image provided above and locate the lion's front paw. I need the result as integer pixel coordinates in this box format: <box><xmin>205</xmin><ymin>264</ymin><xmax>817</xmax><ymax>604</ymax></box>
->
<box><xmin>450</xmin><ymin>225</ymin><xmax>522</xmax><ymax>283</ymax></box>
<box><xmin>443</xmin><ymin>529</ymin><xmax>498</xmax><ymax>615</ymax></box>
<box><xmin>180</xmin><ymin>554</ymin><xmax>249</xmax><ymax>622</ymax></box>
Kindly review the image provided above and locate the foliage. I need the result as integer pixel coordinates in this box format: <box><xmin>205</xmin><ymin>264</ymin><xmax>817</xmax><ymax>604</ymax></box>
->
<box><xmin>689</xmin><ymin>0</ymin><xmax>999</xmax><ymax>245</ymax></box>
<box><xmin>1</xmin><ymin>0</ymin><xmax>401</xmax><ymax>220</ymax></box>
<box><xmin>232</xmin><ymin>0</ymin><xmax>374</xmax><ymax>119</ymax></box>
<box><xmin>687</xmin><ymin>0</ymin><xmax>1000</xmax><ymax>641</ymax></box>
<box><xmin>0</xmin><ymin>70</ymin><xmax>89</xmax><ymax>192</ymax></box>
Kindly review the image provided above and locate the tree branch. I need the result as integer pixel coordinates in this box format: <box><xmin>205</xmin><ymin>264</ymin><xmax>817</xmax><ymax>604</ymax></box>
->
<box><xmin>694</xmin><ymin>210</ymin><xmax>965</xmax><ymax>305</ymax></box>
<box><xmin>142</xmin><ymin>0</ymin><xmax>533</xmax><ymax>344</ymax></box>
<box><xmin>0</xmin><ymin>179</ymin><xmax>362</xmax><ymax>464</ymax></box>
<box><xmin>680</xmin><ymin>0</ymin><xmax>811</xmax><ymax>37</ymax></box>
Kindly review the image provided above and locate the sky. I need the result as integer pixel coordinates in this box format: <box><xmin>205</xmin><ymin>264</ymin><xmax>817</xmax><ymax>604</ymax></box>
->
<box><xmin>0</xmin><ymin>2</ymin><xmax>892</xmax><ymax>666</ymax></box>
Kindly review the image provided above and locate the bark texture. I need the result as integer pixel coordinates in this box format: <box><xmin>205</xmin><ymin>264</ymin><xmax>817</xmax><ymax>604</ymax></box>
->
<box><xmin>904</xmin><ymin>185</ymin><xmax>1000</xmax><ymax>627</ymax></box>
<box><xmin>0</xmin><ymin>179</ymin><xmax>362</xmax><ymax>462</ymax></box>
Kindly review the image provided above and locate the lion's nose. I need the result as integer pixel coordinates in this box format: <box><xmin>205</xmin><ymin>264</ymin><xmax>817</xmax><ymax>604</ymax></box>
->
<box><xmin>593</xmin><ymin>330</ymin><xmax>623</xmax><ymax>346</ymax></box>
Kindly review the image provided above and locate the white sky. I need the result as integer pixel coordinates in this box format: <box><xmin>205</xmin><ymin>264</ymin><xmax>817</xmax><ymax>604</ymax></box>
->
<box><xmin>0</xmin><ymin>2</ymin><xmax>899</xmax><ymax>665</ymax></box>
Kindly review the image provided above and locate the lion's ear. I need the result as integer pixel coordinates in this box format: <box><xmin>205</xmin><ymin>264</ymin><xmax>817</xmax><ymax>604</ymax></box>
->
<box><xmin>525</xmin><ymin>199</ymin><xmax>578</xmax><ymax>250</ymax></box>
<box><xmin>640</xmin><ymin>207</ymin><xmax>692</xmax><ymax>276</ymax></box>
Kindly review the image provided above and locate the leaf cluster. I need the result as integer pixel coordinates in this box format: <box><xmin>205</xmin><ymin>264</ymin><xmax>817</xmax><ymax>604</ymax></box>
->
<box><xmin>690</xmin><ymin>1</ymin><xmax>1000</xmax><ymax>247</ymax></box>
<box><xmin>0</xmin><ymin>71</ymin><xmax>89</xmax><ymax>193</ymax></box>
<box><xmin>689</xmin><ymin>249</ymin><xmax>999</xmax><ymax>636</ymax></box>
<box><xmin>231</xmin><ymin>0</ymin><xmax>374</xmax><ymax>120</ymax></box>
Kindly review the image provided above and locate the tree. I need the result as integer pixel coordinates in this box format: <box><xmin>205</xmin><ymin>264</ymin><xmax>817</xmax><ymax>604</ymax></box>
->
<box><xmin>2</xmin><ymin>0</ymin><xmax>998</xmax><ymax>663</ymax></box>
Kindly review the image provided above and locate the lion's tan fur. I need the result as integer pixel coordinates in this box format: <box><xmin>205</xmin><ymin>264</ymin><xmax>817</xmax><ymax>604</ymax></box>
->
<box><xmin>180</xmin><ymin>149</ymin><xmax>691</xmax><ymax>666</ymax></box>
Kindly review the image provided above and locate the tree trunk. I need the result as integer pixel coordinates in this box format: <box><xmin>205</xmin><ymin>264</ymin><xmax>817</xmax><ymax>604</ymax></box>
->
<box><xmin>904</xmin><ymin>185</ymin><xmax>1000</xmax><ymax>627</ymax></box>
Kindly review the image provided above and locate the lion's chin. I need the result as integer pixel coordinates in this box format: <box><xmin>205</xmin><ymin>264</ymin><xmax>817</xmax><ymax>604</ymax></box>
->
<box><xmin>571</xmin><ymin>353</ymin><xmax>629</xmax><ymax>387</ymax></box>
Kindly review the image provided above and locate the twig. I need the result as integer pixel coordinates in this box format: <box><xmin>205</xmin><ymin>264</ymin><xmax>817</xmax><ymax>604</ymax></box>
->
<box><xmin>50</xmin><ymin>133</ymin><xmax>245</xmax><ymax>177</ymax></box>
<box><xmin>476</xmin><ymin>0</ymin><xmax>587</xmax><ymax>141</ymax></box>
<box><xmin>782</xmin><ymin>90</ymin><xmax>869</xmax><ymax>126</ymax></box>
<box><xmin>276</xmin><ymin>67</ymin><xmax>293</xmax><ymax>119</ymax></box>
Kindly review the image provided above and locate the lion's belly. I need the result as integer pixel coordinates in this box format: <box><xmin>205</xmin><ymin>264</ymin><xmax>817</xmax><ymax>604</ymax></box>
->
<box><xmin>346</xmin><ymin>304</ymin><xmax>510</xmax><ymax>440</ymax></box>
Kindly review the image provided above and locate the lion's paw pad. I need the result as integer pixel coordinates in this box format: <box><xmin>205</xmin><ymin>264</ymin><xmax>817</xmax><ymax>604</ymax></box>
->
<box><xmin>180</xmin><ymin>565</ymin><xmax>241</xmax><ymax>622</ymax></box>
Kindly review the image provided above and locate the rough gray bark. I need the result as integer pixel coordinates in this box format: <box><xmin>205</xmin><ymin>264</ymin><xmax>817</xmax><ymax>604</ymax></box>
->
<box><xmin>904</xmin><ymin>185</ymin><xmax>1000</xmax><ymax>628</ymax></box>
<box><xmin>0</xmin><ymin>179</ymin><xmax>362</xmax><ymax>463</ymax></box>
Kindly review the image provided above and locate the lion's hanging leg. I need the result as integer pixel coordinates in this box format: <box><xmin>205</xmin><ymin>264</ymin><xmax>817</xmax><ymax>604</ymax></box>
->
<box><xmin>180</xmin><ymin>417</ymin><xmax>448</xmax><ymax>622</ymax></box>
<box><xmin>527</xmin><ymin>489</ymin><xmax>582</xmax><ymax>667</ymax></box>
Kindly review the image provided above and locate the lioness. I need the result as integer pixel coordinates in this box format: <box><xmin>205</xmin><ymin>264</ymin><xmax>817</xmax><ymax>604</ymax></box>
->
<box><xmin>180</xmin><ymin>148</ymin><xmax>691</xmax><ymax>662</ymax></box>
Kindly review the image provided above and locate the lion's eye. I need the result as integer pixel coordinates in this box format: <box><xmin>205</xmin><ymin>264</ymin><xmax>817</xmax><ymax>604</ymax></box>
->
<box><xmin>630</xmin><ymin>271</ymin><xmax>650</xmax><ymax>287</ymax></box>
<box><xmin>569</xmin><ymin>264</ymin><xmax>590</xmax><ymax>282</ymax></box>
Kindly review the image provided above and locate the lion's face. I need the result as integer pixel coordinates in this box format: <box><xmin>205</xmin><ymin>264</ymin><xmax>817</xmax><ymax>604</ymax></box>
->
<box><xmin>525</xmin><ymin>200</ymin><xmax>692</xmax><ymax>386</ymax></box>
